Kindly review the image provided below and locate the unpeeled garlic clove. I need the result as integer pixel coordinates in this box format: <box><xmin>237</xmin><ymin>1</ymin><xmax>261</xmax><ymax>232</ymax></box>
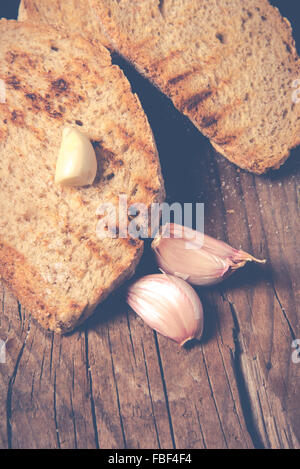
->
<box><xmin>152</xmin><ymin>223</ymin><xmax>266</xmax><ymax>286</ymax></box>
<box><xmin>55</xmin><ymin>126</ymin><xmax>97</xmax><ymax>187</ymax></box>
<box><xmin>127</xmin><ymin>273</ymin><xmax>204</xmax><ymax>346</ymax></box>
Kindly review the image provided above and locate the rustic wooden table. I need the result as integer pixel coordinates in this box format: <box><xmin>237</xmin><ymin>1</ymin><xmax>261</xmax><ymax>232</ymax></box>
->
<box><xmin>0</xmin><ymin>0</ymin><xmax>299</xmax><ymax>450</ymax></box>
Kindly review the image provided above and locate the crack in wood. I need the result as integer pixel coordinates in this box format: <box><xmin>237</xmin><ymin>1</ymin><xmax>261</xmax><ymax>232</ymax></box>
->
<box><xmin>69</xmin><ymin>391</ymin><xmax>78</xmax><ymax>449</ymax></box>
<box><xmin>153</xmin><ymin>332</ymin><xmax>176</xmax><ymax>449</ymax></box>
<box><xmin>141</xmin><ymin>339</ymin><xmax>161</xmax><ymax>448</ymax></box>
<box><xmin>201</xmin><ymin>347</ymin><xmax>229</xmax><ymax>448</ymax></box>
<box><xmin>49</xmin><ymin>333</ymin><xmax>54</xmax><ymax>379</ymax></box>
<box><xmin>272</xmin><ymin>411</ymin><xmax>284</xmax><ymax>448</ymax></box>
<box><xmin>223</xmin><ymin>294</ymin><xmax>265</xmax><ymax>449</ymax></box>
<box><xmin>17</xmin><ymin>301</ymin><xmax>22</xmax><ymax>325</ymax></box>
<box><xmin>107</xmin><ymin>326</ymin><xmax>127</xmax><ymax>448</ymax></box>
<box><xmin>6</xmin><ymin>318</ymin><xmax>31</xmax><ymax>448</ymax></box>
<box><xmin>194</xmin><ymin>404</ymin><xmax>207</xmax><ymax>449</ymax></box>
<box><xmin>214</xmin><ymin>330</ymin><xmax>250</xmax><ymax>445</ymax></box>
<box><xmin>256</xmin><ymin>390</ymin><xmax>271</xmax><ymax>448</ymax></box>
<box><xmin>126</xmin><ymin>310</ymin><xmax>137</xmax><ymax>366</ymax></box>
<box><xmin>71</xmin><ymin>356</ymin><xmax>75</xmax><ymax>392</ymax></box>
<box><xmin>39</xmin><ymin>348</ymin><xmax>46</xmax><ymax>386</ymax></box>
<box><xmin>53</xmin><ymin>370</ymin><xmax>61</xmax><ymax>449</ymax></box>
<box><xmin>84</xmin><ymin>330</ymin><xmax>100</xmax><ymax>449</ymax></box>
<box><xmin>30</xmin><ymin>372</ymin><xmax>35</xmax><ymax>403</ymax></box>
<box><xmin>272</xmin><ymin>286</ymin><xmax>297</xmax><ymax>340</ymax></box>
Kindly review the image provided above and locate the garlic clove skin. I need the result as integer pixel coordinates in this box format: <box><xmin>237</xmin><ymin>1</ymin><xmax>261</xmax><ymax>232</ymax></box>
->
<box><xmin>155</xmin><ymin>244</ymin><xmax>230</xmax><ymax>286</ymax></box>
<box><xmin>127</xmin><ymin>274</ymin><xmax>204</xmax><ymax>346</ymax></box>
<box><xmin>199</xmin><ymin>230</ymin><xmax>266</xmax><ymax>266</ymax></box>
<box><xmin>152</xmin><ymin>223</ymin><xmax>266</xmax><ymax>286</ymax></box>
<box><xmin>55</xmin><ymin>126</ymin><xmax>97</xmax><ymax>187</ymax></box>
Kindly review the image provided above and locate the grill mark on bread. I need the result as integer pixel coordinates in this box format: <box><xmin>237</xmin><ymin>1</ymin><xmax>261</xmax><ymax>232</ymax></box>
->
<box><xmin>194</xmin><ymin>98</ymin><xmax>243</xmax><ymax>137</ymax></box>
<box><xmin>201</xmin><ymin>114</ymin><xmax>219</xmax><ymax>128</ymax></box>
<box><xmin>114</xmin><ymin>124</ymin><xmax>156</xmax><ymax>159</ymax></box>
<box><xmin>72</xmin><ymin>231</ymin><xmax>112</xmax><ymax>263</ymax></box>
<box><xmin>24</xmin><ymin>88</ymin><xmax>74</xmax><ymax>116</ymax></box>
<box><xmin>5</xmin><ymin>51</ymin><xmax>17</xmax><ymax>64</ymax></box>
<box><xmin>86</xmin><ymin>239</ymin><xmax>112</xmax><ymax>262</ymax></box>
<box><xmin>5</xmin><ymin>50</ymin><xmax>38</xmax><ymax>69</ymax></box>
<box><xmin>150</xmin><ymin>49</ymin><xmax>183</xmax><ymax>70</ymax></box>
<box><xmin>167</xmin><ymin>70</ymin><xmax>195</xmax><ymax>85</ymax></box>
<box><xmin>51</xmin><ymin>78</ymin><xmax>69</xmax><ymax>95</ymax></box>
<box><xmin>11</xmin><ymin>109</ymin><xmax>24</xmax><ymax>125</ymax></box>
<box><xmin>213</xmin><ymin>135</ymin><xmax>237</xmax><ymax>145</ymax></box>
<box><xmin>93</xmin><ymin>142</ymin><xmax>125</xmax><ymax>169</ymax></box>
<box><xmin>177</xmin><ymin>69</ymin><xmax>237</xmax><ymax>113</ymax></box>
<box><xmin>183</xmin><ymin>90</ymin><xmax>213</xmax><ymax>111</ymax></box>
<box><xmin>163</xmin><ymin>47</ymin><xmax>235</xmax><ymax>91</ymax></box>
<box><xmin>44</xmin><ymin>103</ymin><xmax>63</xmax><ymax>119</ymax></box>
<box><xmin>6</xmin><ymin>75</ymin><xmax>21</xmax><ymax>89</ymax></box>
<box><xmin>25</xmin><ymin>93</ymin><xmax>37</xmax><ymax>101</ymax></box>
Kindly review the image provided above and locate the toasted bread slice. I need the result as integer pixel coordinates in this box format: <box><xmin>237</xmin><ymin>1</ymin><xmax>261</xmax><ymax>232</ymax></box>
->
<box><xmin>0</xmin><ymin>20</ymin><xmax>164</xmax><ymax>333</ymax></box>
<box><xmin>90</xmin><ymin>0</ymin><xmax>300</xmax><ymax>174</ymax></box>
<box><xmin>18</xmin><ymin>0</ymin><xmax>111</xmax><ymax>49</ymax></box>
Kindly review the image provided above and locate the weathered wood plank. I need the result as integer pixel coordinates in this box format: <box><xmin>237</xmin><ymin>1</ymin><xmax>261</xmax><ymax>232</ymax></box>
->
<box><xmin>212</xmin><ymin>152</ymin><xmax>300</xmax><ymax>448</ymax></box>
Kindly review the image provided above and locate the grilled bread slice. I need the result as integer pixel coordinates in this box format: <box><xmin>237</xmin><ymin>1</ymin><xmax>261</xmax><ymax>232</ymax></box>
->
<box><xmin>90</xmin><ymin>0</ymin><xmax>300</xmax><ymax>174</ymax></box>
<box><xmin>18</xmin><ymin>0</ymin><xmax>111</xmax><ymax>49</ymax></box>
<box><xmin>0</xmin><ymin>20</ymin><xmax>164</xmax><ymax>333</ymax></box>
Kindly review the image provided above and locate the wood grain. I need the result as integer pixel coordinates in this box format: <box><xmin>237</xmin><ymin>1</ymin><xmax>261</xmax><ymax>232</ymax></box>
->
<box><xmin>0</xmin><ymin>0</ymin><xmax>300</xmax><ymax>449</ymax></box>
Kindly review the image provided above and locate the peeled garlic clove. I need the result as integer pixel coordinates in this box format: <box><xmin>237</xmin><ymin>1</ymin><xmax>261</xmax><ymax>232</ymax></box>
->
<box><xmin>127</xmin><ymin>273</ymin><xmax>204</xmax><ymax>346</ymax></box>
<box><xmin>152</xmin><ymin>223</ymin><xmax>266</xmax><ymax>286</ymax></box>
<box><xmin>55</xmin><ymin>126</ymin><xmax>97</xmax><ymax>186</ymax></box>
